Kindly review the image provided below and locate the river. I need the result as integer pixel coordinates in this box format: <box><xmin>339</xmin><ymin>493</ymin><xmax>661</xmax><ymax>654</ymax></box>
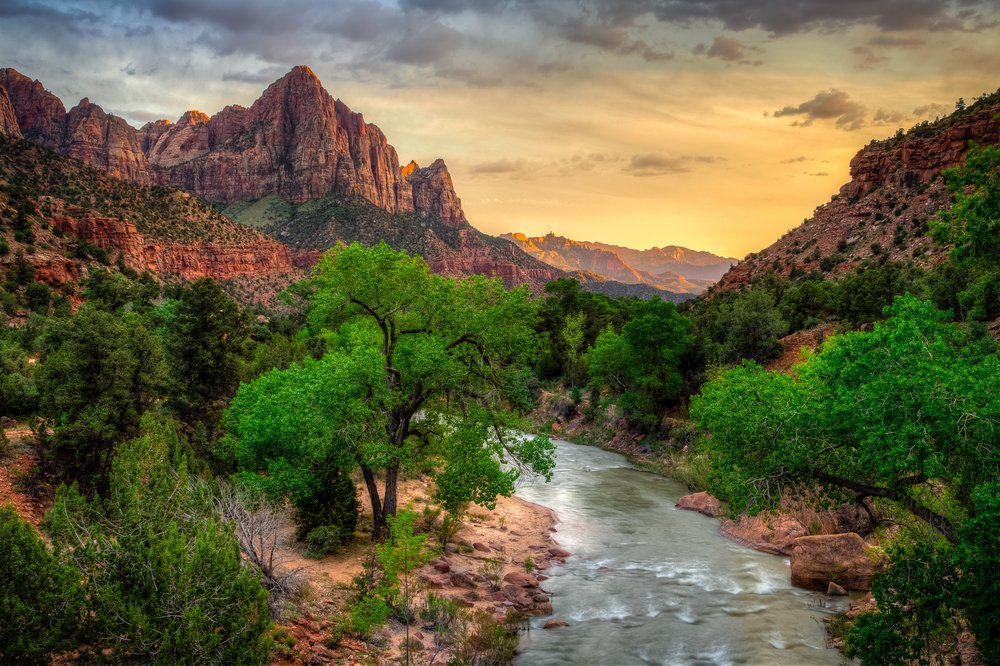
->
<box><xmin>515</xmin><ymin>438</ymin><xmax>851</xmax><ymax>665</ymax></box>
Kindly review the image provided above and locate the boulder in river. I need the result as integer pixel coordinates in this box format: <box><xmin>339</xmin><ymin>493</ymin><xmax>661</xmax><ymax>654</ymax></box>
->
<box><xmin>790</xmin><ymin>533</ymin><xmax>874</xmax><ymax>591</ymax></box>
<box><xmin>676</xmin><ymin>492</ymin><xmax>722</xmax><ymax>517</ymax></box>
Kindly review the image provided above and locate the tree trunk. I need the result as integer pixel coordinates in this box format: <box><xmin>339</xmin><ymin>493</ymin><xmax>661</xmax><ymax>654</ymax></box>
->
<box><xmin>361</xmin><ymin>466</ymin><xmax>387</xmax><ymax>541</ymax></box>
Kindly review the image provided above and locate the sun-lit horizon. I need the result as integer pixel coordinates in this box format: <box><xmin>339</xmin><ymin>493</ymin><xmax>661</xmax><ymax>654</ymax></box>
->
<box><xmin>2</xmin><ymin>1</ymin><xmax>998</xmax><ymax>258</ymax></box>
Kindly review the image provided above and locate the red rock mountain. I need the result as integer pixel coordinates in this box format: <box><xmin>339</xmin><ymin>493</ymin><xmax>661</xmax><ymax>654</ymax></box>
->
<box><xmin>0</xmin><ymin>85</ymin><xmax>20</xmax><ymax>138</ymax></box>
<box><xmin>503</xmin><ymin>232</ymin><xmax>736</xmax><ymax>294</ymax></box>
<box><xmin>1</xmin><ymin>65</ymin><xmax>685</xmax><ymax>297</ymax></box>
<box><xmin>714</xmin><ymin>93</ymin><xmax>1000</xmax><ymax>292</ymax></box>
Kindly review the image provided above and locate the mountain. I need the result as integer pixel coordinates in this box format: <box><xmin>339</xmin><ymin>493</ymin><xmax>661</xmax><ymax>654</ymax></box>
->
<box><xmin>503</xmin><ymin>232</ymin><xmax>736</xmax><ymax>294</ymax></box>
<box><xmin>1</xmin><ymin>65</ymin><xmax>686</xmax><ymax>299</ymax></box>
<box><xmin>0</xmin><ymin>133</ymin><xmax>293</xmax><ymax>288</ymax></box>
<box><xmin>713</xmin><ymin>91</ymin><xmax>1000</xmax><ymax>292</ymax></box>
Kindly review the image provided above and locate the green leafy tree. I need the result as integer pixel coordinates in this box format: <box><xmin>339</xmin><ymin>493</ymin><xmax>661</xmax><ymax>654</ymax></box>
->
<box><xmin>717</xmin><ymin>288</ymin><xmax>787</xmax><ymax>363</ymax></box>
<box><xmin>561</xmin><ymin>311</ymin><xmax>586</xmax><ymax>387</ymax></box>
<box><xmin>36</xmin><ymin>306</ymin><xmax>163</xmax><ymax>491</ymax></box>
<box><xmin>931</xmin><ymin>142</ymin><xmax>1000</xmax><ymax>320</ymax></box>
<box><xmin>692</xmin><ymin>296</ymin><xmax>1000</xmax><ymax>662</ymax></box>
<box><xmin>226</xmin><ymin>243</ymin><xmax>554</xmax><ymax>539</ymax></box>
<box><xmin>0</xmin><ymin>504</ymin><xmax>84</xmax><ymax>663</ymax></box>
<box><xmin>165</xmin><ymin>278</ymin><xmax>250</xmax><ymax>428</ymax></box>
<box><xmin>46</xmin><ymin>417</ymin><xmax>271</xmax><ymax>664</ymax></box>
<box><xmin>587</xmin><ymin>298</ymin><xmax>694</xmax><ymax>430</ymax></box>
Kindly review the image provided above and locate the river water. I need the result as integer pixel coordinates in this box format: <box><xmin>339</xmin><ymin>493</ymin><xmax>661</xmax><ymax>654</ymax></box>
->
<box><xmin>515</xmin><ymin>439</ymin><xmax>850</xmax><ymax>666</ymax></box>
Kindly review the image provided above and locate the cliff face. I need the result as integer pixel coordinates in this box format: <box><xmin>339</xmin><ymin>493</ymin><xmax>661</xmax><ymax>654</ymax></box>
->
<box><xmin>0</xmin><ymin>85</ymin><xmax>20</xmax><ymax>138</ymax></box>
<box><xmin>63</xmin><ymin>98</ymin><xmax>151</xmax><ymax>184</ymax></box>
<box><xmin>3</xmin><ymin>66</ymin><xmax>469</xmax><ymax>227</ymax></box>
<box><xmin>145</xmin><ymin>66</ymin><xmax>420</xmax><ymax>210</ymax></box>
<box><xmin>53</xmin><ymin>212</ymin><xmax>293</xmax><ymax>280</ymax></box>
<box><xmin>0</xmin><ymin>68</ymin><xmax>65</xmax><ymax>148</ymax></box>
<box><xmin>406</xmin><ymin>159</ymin><xmax>467</xmax><ymax>226</ymax></box>
<box><xmin>714</xmin><ymin>96</ymin><xmax>1000</xmax><ymax>292</ymax></box>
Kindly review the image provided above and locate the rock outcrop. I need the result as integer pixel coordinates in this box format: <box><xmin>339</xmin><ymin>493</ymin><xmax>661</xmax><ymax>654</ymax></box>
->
<box><xmin>675</xmin><ymin>492</ymin><xmax>722</xmax><ymax>518</ymax></box>
<box><xmin>63</xmin><ymin>98</ymin><xmax>151</xmax><ymax>184</ymax></box>
<box><xmin>0</xmin><ymin>68</ymin><xmax>66</xmax><ymax>148</ymax></box>
<box><xmin>407</xmin><ymin>159</ymin><xmax>467</xmax><ymax>226</ymax></box>
<box><xmin>0</xmin><ymin>85</ymin><xmax>20</xmax><ymax>138</ymax></box>
<box><xmin>789</xmin><ymin>533</ymin><xmax>875</xmax><ymax>591</ymax></box>
<box><xmin>714</xmin><ymin>94</ymin><xmax>1000</xmax><ymax>292</ymax></box>
<box><xmin>720</xmin><ymin>502</ymin><xmax>874</xmax><ymax>556</ymax></box>
<box><xmin>53</xmin><ymin>213</ymin><xmax>293</xmax><ymax>280</ymax></box>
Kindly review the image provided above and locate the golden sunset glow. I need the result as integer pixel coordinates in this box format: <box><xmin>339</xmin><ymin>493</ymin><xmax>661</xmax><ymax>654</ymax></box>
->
<box><xmin>2</xmin><ymin>1</ymin><xmax>998</xmax><ymax>258</ymax></box>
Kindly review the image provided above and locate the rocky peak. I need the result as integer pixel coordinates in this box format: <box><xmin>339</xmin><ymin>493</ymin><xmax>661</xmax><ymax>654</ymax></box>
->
<box><xmin>401</xmin><ymin>160</ymin><xmax>419</xmax><ymax>178</ymax></box>
<box><xmin>0</xmin><ymin>68</ymin><xmax>66</xmax><ymax>148</ymax></box>
<box><xmin>64</xmin><ymin>97</ymin><xmax>150</xmax><ymax>184</ymax></box>
<box><xmin>177</xmin><ymin>110</ymin><xmax>210</xmax><ymax>126</ymax></box>
<box><xmin>138</xmin><ymin>119</ymin><xmax>171</xmax><ymax>153</ymax></box>
<box><xmin>406</xmin><ymin>158</ymin><xmax>467</xmax><ymax>227</ymax></box>
<box><xmin>0</xmin><ymin>85</ymin><xmax>21</xmax><ymax>138</ymax></box>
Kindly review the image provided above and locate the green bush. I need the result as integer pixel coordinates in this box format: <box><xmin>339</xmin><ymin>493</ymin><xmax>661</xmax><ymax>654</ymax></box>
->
<box><xmin>45</xmin><ymin>417</ymin><xmax>272</xmax><ymax>664</ymax></box>
<box><xmin>0</xmin><ymin>504</ymin><xmax>84</xmax><ymax>663</ymax></box>
<box><xmin>304</xmin><ymin>525</ymin><xmax>343</xmax><ymax>559</ymax></box>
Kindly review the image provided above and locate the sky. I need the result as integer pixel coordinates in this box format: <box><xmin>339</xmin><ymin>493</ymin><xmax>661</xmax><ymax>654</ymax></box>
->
<box><xmin>1</xmin><ymin>1</ymin><xmax>999</xmax><ymax>259</ymax></box>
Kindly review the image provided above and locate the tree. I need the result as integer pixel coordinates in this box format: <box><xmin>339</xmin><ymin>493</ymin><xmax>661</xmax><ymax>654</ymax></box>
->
<box><xmin>46</xmin><ymin>417</ymin><xmax>271</xmax><ymax>664</ymax></box>
<box><xmin>931</xmin><ymin>142</ymin><xmax>1000</xmax><ymax>320</ymax></box>
<box><xmin>692</xmin><ymin>296</ymin><xmax>998</xmax><ymax>540</ymax></box>
<box><xmin>36</xmin><ymin>306</ymin><xmax>163</xmax><ymax>491</ymax></box>
<box><xmin>587</xmin><ymin>297</ymin><xmax>694</xmax><ymax>430</ymax></box>
<box><xmin>225</xmin><ymin>243</ymin><xmax>554</xmax><ymax>538</ymax></box>
<box><xmin>165</xmin><ymin>278</ymin><xmax>250</xmax><ymax>428</ymax></box>
<box><xmin>0</xmin><ymin>504</ymin><xmax>84</xmax><ymax>663</ymax></box>
<box><xmin>691</xmin><ymin>296</ymin><xmax>1000</xmax><ymax>663</ymax></box>
<box><xmin>717</xmin><ymin>288</ymin><xmax>787</xmax><ymax>363</ymax></box>
<box><xmin>560</xmin><ymin>311</ymin><xmax>586</xmax><ymax>387</ymax></box>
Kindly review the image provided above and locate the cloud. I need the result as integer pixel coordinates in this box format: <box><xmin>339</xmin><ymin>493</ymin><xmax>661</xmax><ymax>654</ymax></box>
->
<box><xmin>626</xmin><ymin>154</ymin><xmax>689</xmax><ymax>176</ymax></box>
<box><xmin>913</xmin><ymin>102</ymin><xmax>951</xmax><ymax>119</ymax></box>
<box><xmin>772</xmin><ymin>89</ymin><xmax>867</xmax><ymax>130</ymax></box>
<box><xmin>806</xmin><ymin>171</ymin><xmax>829</xmax><ymax>176</ymax></box>
<box><xmin>470</xmin><ymin>158</ymin><xmax>531</xmax><ymax>175</ymax></box>
<box><xmin>222</xmin><ymin>66</ymin><xmax>291</xmax><ymax>84</ymax></box>
<box><xmin>639</xmin><ymin>0</ymin><xmax>995</xmax><ymax>36</ymax></box>
<box><xmin>850</xmin><ymin>46</ymin><xmax>889</xmax><ymax>69</ymax></box>
<box><xmin>385</xmin><ymin>23</ymin><xmax>463</xmax><ymax>64</ymax></box>
<box><xmin>873</xmin><ymin>107</ymin><xmax>906</xmax><ymax>125</ymax></box>
<box><xmin>781</xmin><ymin>156</ymin><xmax>811</xmax><ymax>164</ymax></box>
<box><xmin>693</xmin><ymin>35</ymin><xmax>764</xmax><ymax>65</ymax></box>
<box><xmin>557</xmin><ymin>17</ymin><xmax>674</xmax><ymax>61</ymax></box>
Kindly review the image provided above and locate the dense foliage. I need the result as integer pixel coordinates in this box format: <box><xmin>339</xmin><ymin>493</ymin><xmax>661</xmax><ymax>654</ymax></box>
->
<box><xmin>226</xmin><ymin>242</ymin><xmax>555</xmax><ymax>538</ymax></box>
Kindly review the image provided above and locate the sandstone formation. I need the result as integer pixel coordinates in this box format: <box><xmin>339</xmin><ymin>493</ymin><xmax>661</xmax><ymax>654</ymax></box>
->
<box><xmin>0</xmin><ymin>85</ymin><xmax>21</xmax><ymax>138</ymax></box>
<box><xmin>53</xmin><ymin>213</ymin><xmax>293</xmax><ymax>280</ymax></box>
<box><xmin>407</xmin><ymin>159</ymin><xmax>467</xmax><ymax>226</ymax></box>
<box><xmin>675</xmin><ymin>492</ymin><xmax>722</xmax><ymax>518</ymax></box>
<box><xmin>63</xmin><ymin>98</ymin><xmax>151</xmax><ymax>184</ymax></box>
<box><xmin>720</xmin><ymin>502</ymin><xmax>874</xmax><ymax>556</ymax></box>
<box><xmin>789</xmin><ymin>533</ymin><xmax>875</xmax><ymax>592</ymax></box>
<box><xmin>714</xmin><ymin>94</ymin><xmax>1000</xmax><ymax>291</ymax></box>
<box><xmin>0</xmin><ymin>68</ymin><xmax>66</xmax><ymax>148</ymax></box>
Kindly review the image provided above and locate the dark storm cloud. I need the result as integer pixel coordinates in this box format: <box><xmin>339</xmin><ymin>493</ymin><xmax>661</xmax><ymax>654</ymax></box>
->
<box><xmin>414</xmin><ymin>0</ymin><xmax>995</xmax><ymax>35</ymax></box>
<box><xmin>385</xmin><ymin>23</ymin><xmax>463</xmax><ymax>64</ymax></box>
<box><xmin>557</xmin><ymin>17</ymin><xmax>674</xmax><ymax>61</ymax></box>
<box><xmin>772</xmin><ymin>89</ymin><xmax>867</xmax><ymax>131</ymax></box>
<box><xmin>222</xmin><ymin>67</ymin><xmax>292</xmax><ymax>84</ymax></box>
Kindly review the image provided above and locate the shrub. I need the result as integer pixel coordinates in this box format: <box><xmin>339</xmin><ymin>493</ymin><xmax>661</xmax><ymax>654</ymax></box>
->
<box><xmin>0</xmin><ymin>504</ymin><xmax>84</xmax><ymax>663</ymax></box>
<box><xmin>304</xmin><ymin>525</ymin><xmax>343</xmax><ymax>559</ymax></box>
<box><xmin>45</xmin><ymin>417</ymin><xmax>272</xmax><ymax>664</ymax></box>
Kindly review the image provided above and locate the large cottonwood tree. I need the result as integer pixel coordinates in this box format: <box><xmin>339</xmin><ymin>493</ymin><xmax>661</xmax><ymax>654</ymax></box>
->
<box><xmin>226</xmin><ymin>243</ymin><xmax>553</xmax><ymax>538</ymax></box>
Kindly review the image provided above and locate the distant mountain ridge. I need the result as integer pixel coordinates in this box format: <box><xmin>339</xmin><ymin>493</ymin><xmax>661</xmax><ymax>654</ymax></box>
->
<box><xmin>502</xmin><ymin>232</ymin><xmax>736</xmax><ymax>294</ymax></box>
<box><xmin>712</xmin><ymin>90</ymin><xmax>1000</xmax><ymax>293</ymax></box>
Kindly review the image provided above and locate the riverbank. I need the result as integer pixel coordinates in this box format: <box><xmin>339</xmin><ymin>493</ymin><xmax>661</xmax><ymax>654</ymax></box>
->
<box><xmin>271</xmin><ymin>476</ymin><xmax>566</xmax><ymax>665</ymax></box>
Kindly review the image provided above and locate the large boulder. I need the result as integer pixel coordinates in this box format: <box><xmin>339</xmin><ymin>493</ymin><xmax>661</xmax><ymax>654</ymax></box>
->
<box><xmin>790</xmin><ymin>533</ymin><xmax>874</xmax><ymax>591</ymax></box>
<box><xmin>676</xmin><ymin>492</ymin><xmax>722</xmax><ymax>517</ymax></box>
